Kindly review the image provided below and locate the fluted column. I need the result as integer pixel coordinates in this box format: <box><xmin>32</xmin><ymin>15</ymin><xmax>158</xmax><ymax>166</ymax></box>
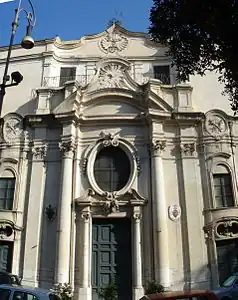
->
<box><xmin>133</xmin><ymin>208</ymin><xmax>144</xmax><ymax>300</ymax></box>
<box><xmin>55</xmin><ymin>140</ymin><xmax>75</xmax><ymax>283</ymax></box>
<box><xmin>150</xmin><ymin>140</ymin><xmax>170</xmax><ymax>287</ymax></box>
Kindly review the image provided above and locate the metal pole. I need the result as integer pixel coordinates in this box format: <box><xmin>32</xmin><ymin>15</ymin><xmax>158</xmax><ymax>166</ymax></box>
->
<box><xmin>0</xmin><ymin>0</ymin><xmax>22</xmax><ymax>116</ymax></box>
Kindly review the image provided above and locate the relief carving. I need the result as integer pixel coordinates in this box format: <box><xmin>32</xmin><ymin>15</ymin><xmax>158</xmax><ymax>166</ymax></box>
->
<box><xmin>59</xmin><ymin>140</ymin><xmax>76</xmax><ymax>158</ymax></box>
<box><xmin>98</xmin><ymin>64</ymin><xmax>126</xmax><ymax>89</ymax></box>
<box><xmin>3</xmin><ymin>115</ymin><xmax>23</xmax><ymax>145</ymax></box>
<box><xmin>99</xmin><ymin>25</ymin><xmax>128</xmax><ymax>54</ymax></box>
<box><xmin>31</xmin><ymin>143</ymin><xmax>48</xmax><ymax>160</ymax></box>
<box><xmin>180</xmin><ymin>143</ymin><xmax>196</xmax><ymax>157</ymax></box>
<box><xmin>215</xmin><ymin>219</ymin><xmax>238</xmax><ymax>239</ymax></box>
<box><xmin>205</xmin><ymin>113</ymin><xmax>227</xmax><ymax>139</ymax></box>
<box><xmin>150</xmin><ymin>140</ymin><xmax>166</xmax><ymax>156</ymax></box>
<box><xmin>100</xmin><ymin>131</ymin><xmax>119</xmax><ymax>147</ymax></box>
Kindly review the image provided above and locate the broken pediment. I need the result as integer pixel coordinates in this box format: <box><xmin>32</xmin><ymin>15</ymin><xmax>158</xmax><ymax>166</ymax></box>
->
<box><xmin>53</xmin><ymin>23</ymin><xmax>167</xmax><ymax>58</ymax></box>
<box><xmin>82</xmin><ymin>57</ymin><xmax>145</xmax><ymax>94</ymax></box>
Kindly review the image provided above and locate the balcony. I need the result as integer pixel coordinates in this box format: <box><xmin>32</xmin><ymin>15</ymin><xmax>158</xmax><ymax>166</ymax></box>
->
<box><xmin>42</xmin><ymin>72</ymin><xmax>178</xmax><ymax>88</ymax></box>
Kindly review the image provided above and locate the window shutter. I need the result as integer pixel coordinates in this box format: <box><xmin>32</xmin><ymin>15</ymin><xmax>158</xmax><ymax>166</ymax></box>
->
<box><xmin>59</xmin><ymin>67</ymin><xmax>76</xmax><ymax>86</ymax></box>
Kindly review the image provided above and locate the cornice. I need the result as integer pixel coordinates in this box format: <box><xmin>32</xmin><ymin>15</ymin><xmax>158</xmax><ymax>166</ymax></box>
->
<box><xmin>0</xmin><ymin>52</ymin><xmax>53</xmax><ymax>65</ymax></box>
<box><xmin>172</xmin><ymin>112</ymin><xmax>205</xmax><ymax>123</ymax></box>
<box><xmin>0</xmin><ymin>38</ymin><xmax>54</xmax><ymax>52</ymax></box>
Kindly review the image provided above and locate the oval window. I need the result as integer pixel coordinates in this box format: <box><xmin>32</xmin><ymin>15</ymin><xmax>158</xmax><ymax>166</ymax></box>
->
<box><xmin>94</xmin><ymin>146</ymin><xmax>131</xmax><ymax>192</ymax></box>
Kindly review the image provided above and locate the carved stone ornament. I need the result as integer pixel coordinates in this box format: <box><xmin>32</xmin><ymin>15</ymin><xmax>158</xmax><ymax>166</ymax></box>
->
<box><xmin>98</xmin><ymin>63</ymin><xmax>125</xmax><ymax>88</ymax></box>
<box><xmin>205</xmin><ymin>113</ymin><xmax>227</xmax><ymax>139</ymax></box>
<box><xmin>81</xmin><ymin>211</ymin><xmax>91</xmax><ymax>221</ymax></box>
<box><xmin>103</xmin><ymin>198</ymin><xmax>119</xmax><ymax>214</ymax></box>
<box><xmin>59</xmin><ymin>140</ymin><xmax>76</xmax><ymax>156</ymax></box>
<box><xmin>180</xmin><ymin>143</ymin><xmax>196</xmax><ymax>156</ymax></box>
<box><xmin>151</xmin><ymin>140</ymin><xmax>166</xmax><ymax>156</ymax></box>
<box><xmin>100</xmin><ymin>131</ymin><xmax>119</xmax><ymax>147</ymax></box>
<box><xmin>0</xmin><ymin>221</ymin><xmax>22</xmax><ymax>241</ymax></box>
<box><xmin>215</xmin><ymin>219</ymin><xmax>238</xmax><ymax>239</ymax></box>
<box><xmin>99</xmin><ymin>25</ymin><xmax>128</xmax><ymax>54</ymax></box>
<box><xmin>168</xmin><ymin>204</ymin><xmax>181</xmax><ymax>221</ymax></box>
<box><xmin>133</xmin><ymin>212</ymin><xmax>141</xmax><ymax>221</ymax></box>
<box><xmin>31</xmin><ymin>143</ymin><xmax>48</xmax><ymax>160</ymax></box>
<box><xmin>3</xmin><ymin>115</ymin><xmax>23</xmax><ymax>144</ymax></box>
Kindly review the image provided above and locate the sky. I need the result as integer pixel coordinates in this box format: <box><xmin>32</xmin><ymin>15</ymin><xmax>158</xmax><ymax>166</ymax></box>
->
<box><xmin>0</xmin><ymin>0</ymin><xmax>153</xmax><ymax>47</ymax></box>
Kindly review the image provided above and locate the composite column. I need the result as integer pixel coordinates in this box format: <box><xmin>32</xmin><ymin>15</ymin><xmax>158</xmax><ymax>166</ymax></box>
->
<box><xmin>55</xmin><ymin>140</ymin><xmax>75</xmax><ymax>283</ymax></box>
<box><xmin>150</xmin><ymin>140</ymin><xmax>170</xmax><ymax>287</ymax></box>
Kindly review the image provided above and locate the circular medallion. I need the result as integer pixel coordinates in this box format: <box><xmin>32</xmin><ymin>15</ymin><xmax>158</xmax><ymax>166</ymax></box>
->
<box><xmin>205</xmin><ymin>114</ymin><xmax>227</xmax><ymax>138</ymax></box>
<box><xmin>3</xmin><ymin>116</ymin><xmax>23</xmax><ymax>144</ymax></box>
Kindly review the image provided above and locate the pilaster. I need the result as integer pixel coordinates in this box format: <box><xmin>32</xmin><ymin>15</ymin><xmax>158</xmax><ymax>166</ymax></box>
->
<box><xmin>150</xmin><ymin>139</ymin><xmax>170</xmax><ymax>287</ymax></box>
<box><xmin>55</xmin><ymin>139</ymin><xmax>76</xmax><ymax>284</ymax></box>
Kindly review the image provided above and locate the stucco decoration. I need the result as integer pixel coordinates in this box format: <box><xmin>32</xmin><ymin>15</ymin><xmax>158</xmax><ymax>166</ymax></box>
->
<box><xmin>150</xmin><ymin>140</ymin><xmax>166</xmax><ymax>157</ymax></box>
<box><xmin>204</xmin><ymin>217</ymin><xmax>238</xmax><ymax>240</ymax></box>
<box><xmin>168</xmin><ymin>204</ymin><xmax>181</xmax><ymax>221</ymax></box>
<box><xmin>30</xmin><ymin>142</ymin><xmax>48</xmax><ymax>161</ymax></box>
<box><xmin>180</xmin><ymin>143</ymin><xmax>196</xmax><ymax>157</ymax></box>
<box><xmin>2</xmin><ymin>113</ymin><xmax>23</xmax><ymax>145</ymax></box>
<box><xmin>205</xmin><ymin>111</ymin><xmax>228</xmax><ymax>139</ymax></box>
<box><xmin>99</xmin><ymin>23</ymin><xmax>128</xmax><ymax>54</ymax></box>
<box><xmin>84</xmin><ymin>57</ymin><xmax>144</xmax><ymax>93</ymax></box>
<box><xmin>82</xmin><ymin>132</ymin><xmax>142</xmax><ymax>212</ymax></box>
<box><xmin>0</xmin><ymin>220</ymin><xmax>22</xmax><ymax>241</ymax></box>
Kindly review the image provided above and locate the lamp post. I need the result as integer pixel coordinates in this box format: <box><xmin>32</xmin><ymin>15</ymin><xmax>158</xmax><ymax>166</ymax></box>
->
<box><xmin>0</xmin><ymin>0</ymin><xmax>36</xmax><ymax>116</ymax></box>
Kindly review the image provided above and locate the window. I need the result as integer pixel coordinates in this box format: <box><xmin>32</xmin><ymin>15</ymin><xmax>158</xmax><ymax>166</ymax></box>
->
<box><xmin>0</xmin><ymin>288</ymin><xmax>11</xmax><ymax>300</ymax></box>
<box><xmin>153</xmin><ymin>65</ymin><xmax>170</xmax><ymax>84</ymax></box>
<box><xmin>12</xmin><ymin>292</ymin><xmax>38</xmax><ymax>300</ymax></box>
<box><xmin>59</xmin><ymin>67</ymin><xmax>76</xmax><ymax>86</ymax></box>
<box><xmin>213</xmin><ymin>174</ymin><xmax>234</xmax><ymax>207</ymax></box>
<box><xmin>94</xmin><ymin>146</ymin><xmax>131</xmax><ymax>192</ymax></box>
<box><xmin>0</xmin><ymin>177</ymin><xmax>15</xmax><ymax>210</ymax></box>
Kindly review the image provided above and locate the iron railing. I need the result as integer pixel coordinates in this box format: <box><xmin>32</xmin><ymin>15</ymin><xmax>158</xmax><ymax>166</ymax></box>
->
<box><xmin>42</xmin><ymin>72</ymin><xmax>177</xmax><ymax>88</ymax></box>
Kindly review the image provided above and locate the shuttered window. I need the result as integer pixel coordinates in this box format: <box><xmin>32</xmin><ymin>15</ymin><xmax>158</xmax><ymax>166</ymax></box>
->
<box><xmin>0</xmin><ymin>178</ymin><xmax>15</xmax><ymax>210</ymax></box>
<box><xmin>213</xmin><ymin>174</ymin><xmax>234</xmax><ymax>208</ymax></box>
<box><xmin>153</xmin><ymin>65</ymin><xmax>170</xmax><ymax>84</ymax></box>
<box><xmin>59</xmin><ymin>67</ymin><xmax>76</xmax><ymax>86</ymax></box>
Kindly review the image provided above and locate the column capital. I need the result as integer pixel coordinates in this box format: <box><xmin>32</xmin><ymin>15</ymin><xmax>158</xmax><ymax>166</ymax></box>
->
<box><xmin>150</xmin><ymin>139</ymin><xmax>166</xmax><ymax>157</ymax></box>
<box><xmin>59</xmin><ymin>140</ymin><xmax>76</xmax><ymax>158</ymax></box>
<box><xmin>180</xmin><ymin>142</ymin><xmax>196</xmax><ymax>157</ymax></box>
<box><xmin>31</xmin><ymin>142</ymin><xmax>48</xmax><ymax>162</ymax></box>
<box><xmin>133</xmin><ymin>212</ymin><xmax>142</xmax><ymax>221</ymax></box>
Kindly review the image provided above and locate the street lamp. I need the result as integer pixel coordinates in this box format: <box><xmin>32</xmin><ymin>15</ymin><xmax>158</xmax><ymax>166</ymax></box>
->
<box><xmin>0</xmin><ymin>0</ymin><xmax>36</xmax><ymax>116</ymax></box>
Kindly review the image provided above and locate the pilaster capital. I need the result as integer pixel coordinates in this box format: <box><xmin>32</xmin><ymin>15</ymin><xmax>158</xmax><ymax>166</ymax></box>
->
<box><xmin>150</xmin><ymin>139</ymin><xmax>166</xmax><ymax>157</ymax></box>
<box><xmin>30</xmin><ymin>142</ymin><xmax>48</xmax><ymax>162</ymax></box>
<box><xmin>59</xmin><ymin>140</ymin><xmax>76</xmax><ymax>158</ymax></box>
<box><xmin>180</xmin><ymin>142</ymin><xmax>196</xmax><ymax>157</ymax></box>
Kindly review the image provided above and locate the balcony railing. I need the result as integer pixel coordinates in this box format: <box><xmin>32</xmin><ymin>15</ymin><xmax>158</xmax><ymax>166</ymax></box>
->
<box><xmin>42</xmin><ymin>73</ymin><xmax>178</xmax><ymax>88</ymax></box>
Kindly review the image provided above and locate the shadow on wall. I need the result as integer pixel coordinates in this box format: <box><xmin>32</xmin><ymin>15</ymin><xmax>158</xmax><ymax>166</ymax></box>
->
<box><xmin>15</xmin><ymin>89</ymin><xmax>38</xmax><ymax>116</ymax></box>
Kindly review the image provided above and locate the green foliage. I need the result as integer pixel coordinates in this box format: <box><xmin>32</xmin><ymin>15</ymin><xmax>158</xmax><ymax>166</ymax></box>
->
<box><xmin>145</xmin><ymin>281</ymin><xmax>165</xmax><ymax>294</ymax></box>
<box><xmin>149</xmin><ymin>0</ymin><xmax>238</xmax><ymax>112</ymax></box>
<box><xmin>99</xmin><ymin>282</ymin><xmax>118</xmax><ymax>300</ymax></box>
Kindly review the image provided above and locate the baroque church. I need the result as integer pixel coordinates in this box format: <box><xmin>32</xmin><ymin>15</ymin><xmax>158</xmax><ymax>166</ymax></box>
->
<box><xmin>0</xmin><ymin>23</ymin><xmax>237</xmax><ymax>300</ymax></box>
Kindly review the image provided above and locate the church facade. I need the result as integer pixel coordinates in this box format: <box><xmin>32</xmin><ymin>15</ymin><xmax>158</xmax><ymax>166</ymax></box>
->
<box><xmin>0</xmin><ymin>24</ymin><xmax>237</xmax><ymax>300</ymax></box>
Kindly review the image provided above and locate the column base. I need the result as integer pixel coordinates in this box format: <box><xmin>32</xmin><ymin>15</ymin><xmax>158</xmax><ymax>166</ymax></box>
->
<box><xmin>133</xmin><ymin>287</ymin><xmax>144</xmax><ymax>300</ymax></box>
<box><xmin>75</xmin><ymin>287</ymin><xmax>91</xmax><ymax>300</ymax></box>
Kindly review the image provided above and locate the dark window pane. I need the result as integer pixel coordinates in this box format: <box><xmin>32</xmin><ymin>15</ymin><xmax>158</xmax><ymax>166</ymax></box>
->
<box><xmin>94</xmin><ymin>146</ymin><xmax>131</xmax><ymax>192</ymax></box>
<box><xmin>153</xmin><ymin>65</ymin><xmax>170</xmax><ymax>84</ymax></box>
<box><xmin>59</xmin><ymin>67</ymin><xmax>76</xmax><ymax>86</ymax></box>
<box><xmin>213</xmin><ymin>174</ymin><xmax>234</xmax><ymax>207</ymax></box>
<box><xmin>0</xmin><ymin>288</ymin><xmax>11</xmax><ymax>300</ymax></box>
<box><xmin>0</xmin><ymin>178</ymin><xmax>15</xmax><ymax>210</ymax></box>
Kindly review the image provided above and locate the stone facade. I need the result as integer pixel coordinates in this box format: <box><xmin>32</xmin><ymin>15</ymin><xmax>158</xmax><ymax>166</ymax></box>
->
<box><xmin>0</xmin><ymin>23</ymin><xmax>237</xmax><ymax>300</ymax></box>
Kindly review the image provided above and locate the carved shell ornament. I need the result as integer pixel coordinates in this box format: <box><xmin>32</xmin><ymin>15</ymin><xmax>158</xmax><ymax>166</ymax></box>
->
<box><xmin>99</xmin><ymin>27</ymin><xmax>128</xmax><ymax>54</ymax></box>
<box><xmin>205</xmin><ymin>113</ymin><xmax>227</xmax><ymax>138</ymax></box>
<box><xmin>98</xmin><ymin>64</ymin><xmax>125</xmax><ymax>88</ymax></box>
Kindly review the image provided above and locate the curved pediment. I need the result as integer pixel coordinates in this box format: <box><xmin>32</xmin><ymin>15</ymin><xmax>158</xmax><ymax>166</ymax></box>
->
<box><xmin>82</xmin><ymin>100</ymin><xmax>143</xmax><ymax>118</ymax></box>
<box><xmin>53</xmin><ymin>23</ymin><xmax>167</xmax><ymax>58</ymax></box>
